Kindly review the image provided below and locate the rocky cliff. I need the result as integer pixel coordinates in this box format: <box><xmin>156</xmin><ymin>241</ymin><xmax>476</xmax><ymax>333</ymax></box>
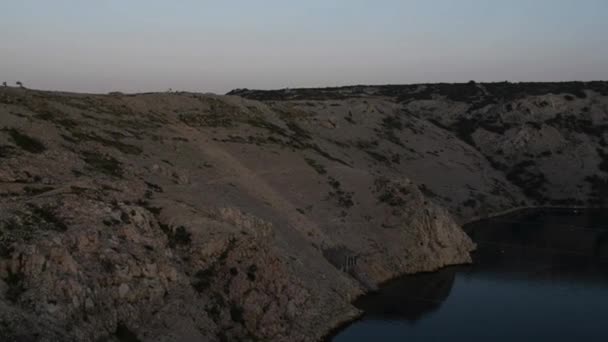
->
<box><xmin>0</xmin><ymin>81</ymin><xmax>606</xmax><ymax>341</ymax></box>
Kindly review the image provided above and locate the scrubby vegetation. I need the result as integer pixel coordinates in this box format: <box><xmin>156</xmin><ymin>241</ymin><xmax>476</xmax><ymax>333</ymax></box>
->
<box><xmin>156</xmin><ymin>223</ymin><xmax>192</xmax><ymax>248</ymax></box>
<box><xmin>304</xmin><ymin>157</ymin><xmax>327</xmax><ymax>175</ymax></box>
<box><xmin>178</xmin><ymin>98</ymin><xmax>241</xmax><ymax>127</ymax></box>
<box><xmin>3</xmin><ymin>128</ymin><xmax>46</xmax><ymax>153</ymax></box>
<box><xmin>81</xmin><ymin>151</ymin><xmax>123</xmax><ymax>177</ymax></box>
<box><xmin>365</xmin><ymin>150</ymin><xmax>390</xmax><ymax>165</ymax></box>
<box><xmin>418</xmin><ymin>184</ymin><xmax>438</xmax><ymax>199</ymax></box>
<box><xmin>219</xmin><ymin>115</ymin><xmax>351</xmax><ymax>166</ymax></box>
<box><xmin>545</xmin><ymin>114</ymin><xmax>607</xmax><ymax>137</ymax></box>
<box><xmin>598</xmin><ymin>149</ymin><xmax>608</xmax><ymax>172</ymax></box>
<box><xmin>230</xmin><ymin>82</ymin><xmax>608</xmax><ymax>111</ymax></box>
<box><xmin>378</xmin><ymin>114</ymin><xmax>404</xmax><ymax>146</ymax></box>
<box><xmin>246</xmin><ymin>264</ymin><xmax>257</xmax><ymax>281</ymax></box>
<box><xmin>23</xmin><ymin>186</ymin><xmax>54</xmax><ymax>196</ymax></box>
<box><xmin>192</xmin><ymin>238</ymin><xmax>236</xmax><ymax>292</ymax></box>
<box><xmin>192</xmin><ymin>267</ymin><xmax>216</xmax><ymax>292</ymax></box>
<box><xmin>0</xmin><ymin>204</ymin><xmax>67</xmax><ymax>258</ymax></box>
<box><xmin>114</xmin><ymin>323</ymin><xmax>142</xmax><ymax>342</ymax></box>
<box><xmin>230</xmin><ymin>304</ymin><xmax>245</xmax><ymax>323</ymax></box>
<box><xmin>506</xmin><ymin>160</ymin><xmax>548</xmax><ymax>202</ymax></box>
<box><xmin>68</xmin><ymin>131</ymin><xmax>142</xmax><ymax>155</ymax></box>
<box><xmin>169</xmin><ymin>226</ymin><xmax>192</xmax><ymax>247</ymax></box>
<box><xmin>327</xmin><ymin>177</ymin><xmax>354</xmax><ymax>208</ymax></box>
<box><xmin>179</xmin><ymin>112</ymin><xmax>234</xmax><ymax>128</ymax></box>
<box><xmin>4</xmin><ymin>270</ymin><xmax>25</xmax><ymax>303</ymax></box>
<box><xmin>0</xmin><ymin>145</ymin><xmax>17</xmax><ymax>158</ymax></box>
<box><xmin>374</xmin><ymin>177</ymin><xmax>410</xmax><ymax>206</ymax></box>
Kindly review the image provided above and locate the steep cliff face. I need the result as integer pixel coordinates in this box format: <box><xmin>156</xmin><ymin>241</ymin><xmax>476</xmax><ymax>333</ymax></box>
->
<box><xmin>0</xmin><ymin>87</ymin><xmax>472</xmax><ymax>341</ymax></box>
<box><xmin>1</xmin><ymin>81</ymin><xmax>606</xmax><ymax>341</ymax></box>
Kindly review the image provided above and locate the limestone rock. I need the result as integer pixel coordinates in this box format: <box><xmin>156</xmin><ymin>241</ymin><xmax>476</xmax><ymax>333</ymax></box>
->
<box><xmin>1</xmin><ymin>82</ymin><xmax>606</xmax><ymax>341</ymax></box>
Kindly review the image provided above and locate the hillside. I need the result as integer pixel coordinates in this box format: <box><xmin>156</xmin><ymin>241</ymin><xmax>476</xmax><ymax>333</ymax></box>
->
<box><xmin>1</xmin><ymin>81</ymin><xmax>607</xmax><ymax>341</ymax></box>
<box><xmin>231</xmin><ymin>81</ymin><xmax>608</xmax><ymax>216</ymax></box>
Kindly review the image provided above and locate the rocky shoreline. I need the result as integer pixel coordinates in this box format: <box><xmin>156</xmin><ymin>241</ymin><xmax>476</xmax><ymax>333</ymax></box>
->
<box><xmin>324</xmin><ymin>205</ymin><xmax>606</xmax><ymax>340</ymax></box>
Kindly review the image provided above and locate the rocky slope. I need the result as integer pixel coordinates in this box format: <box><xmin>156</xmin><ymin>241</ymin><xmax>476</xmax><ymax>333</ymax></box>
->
<box><xmin>0</xmin><ymin>81</ymin><xmax>606</xmax><ymax>341</ymax></box>
<box><xmin>231</xmin><ymin>81</ymin><xmax>608</xmax><ymax>219</ymax></box>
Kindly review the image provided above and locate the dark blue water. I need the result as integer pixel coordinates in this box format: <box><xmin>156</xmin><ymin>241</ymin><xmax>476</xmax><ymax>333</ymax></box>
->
<box><xmin>331</xmin><ymin>209</ymin><xmax>608</xmax><ymax>341</ymax></box>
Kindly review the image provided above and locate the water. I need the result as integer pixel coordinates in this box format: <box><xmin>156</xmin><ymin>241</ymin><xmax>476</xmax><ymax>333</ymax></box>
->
<box><xmin>331</xmin><ymin>209</ymin><xmax>608</xmax><ymax>341</ymax></box>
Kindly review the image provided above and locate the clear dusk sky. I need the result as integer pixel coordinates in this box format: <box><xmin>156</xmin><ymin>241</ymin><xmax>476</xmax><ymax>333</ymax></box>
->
<box><xmin>1</xmin><ymin>0</ymin><xmax>607</xmax><ymax>94</ymax></box>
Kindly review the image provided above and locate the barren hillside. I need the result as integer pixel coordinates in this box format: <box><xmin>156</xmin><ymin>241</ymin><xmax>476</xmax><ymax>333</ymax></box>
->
<box><xmin>1</xmin><ymin>81</ymin><xmax>606</xmax><ymax>341</ymax></box>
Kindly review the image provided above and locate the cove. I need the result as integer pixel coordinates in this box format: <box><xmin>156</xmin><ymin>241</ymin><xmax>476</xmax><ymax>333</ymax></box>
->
<box><xmin>330</xmin><ymin>209</ymin><xmax>608</xmax><ymax>341</ymax></box>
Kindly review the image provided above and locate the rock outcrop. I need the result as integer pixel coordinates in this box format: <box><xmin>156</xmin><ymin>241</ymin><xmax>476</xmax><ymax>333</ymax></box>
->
<box><xmin>1</xmin><ymin>81</ymin><xmax>606</xmax><ymax>341</ymax></box>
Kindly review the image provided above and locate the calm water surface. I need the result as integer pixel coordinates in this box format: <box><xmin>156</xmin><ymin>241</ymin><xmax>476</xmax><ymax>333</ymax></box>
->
<box><xmin>331</xmin><ymin>209</ymin><xmax>608</xmax><ymax>341</ymax></box>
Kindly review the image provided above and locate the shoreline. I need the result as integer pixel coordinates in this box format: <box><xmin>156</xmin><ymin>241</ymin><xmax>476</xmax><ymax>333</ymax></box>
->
<box><xmin>463</xmin><ymin>205</ymin><xmax>602</xmax><ymax>225</ymax></box>
<box><xmin>321</xmin><ymin>205</ymin><xmax>605</xmax><ymax>341</ymax></box>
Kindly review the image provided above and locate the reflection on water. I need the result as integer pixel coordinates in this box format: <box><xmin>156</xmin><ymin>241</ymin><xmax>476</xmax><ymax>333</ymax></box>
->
<box><xmin>331</xmin><ymin>209</ymin><xmax>608</xmax><ymax>341</ymax></box>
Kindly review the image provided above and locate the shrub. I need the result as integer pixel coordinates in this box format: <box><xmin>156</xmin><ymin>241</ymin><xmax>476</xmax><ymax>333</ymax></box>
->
<box><xmin>192</xmin><ymin>267</ymin><xmax>216</xmax><ymax>292</ymax></box>
<box><xmin>506</xmin><ymin>160</ymin><xmax>547</xmax><ymax>201</ymax></box>
<box><xmin>70</xmin><ymin>131</ymin><xmax>142</xmax><ymax>155</ymax></box>
<box><xmin>29</xmin><ymin>204</ymin><xmax>68</xmax><ymax>231</ymax></box>
<box><xmin>0</xmin><ymin>145</ymin><xmax>17</xmax><ymax>158</ymax></box>
<box><xmin>327</xmin><ymin>177</ymin><xmax>354</xmax><ymax>208</ymax></box>
<box><xmin>170</xmin><ymin>226</ymin><xmax>192</xmax><ymax>247</ymax></box>
<box><xmin>375</xmin><ymin>178</ymin><xmax>410</xmax><ymax>206</ymax></box>
<box><xmin>0</xmin><ymin>205</ymin><xmax>67</xmax><ymax>258</ymax></box>
<box><xmin>597</xmin><ymin>149</ymin><xmax>608</xmax><ymax>172</ymax></box>
<box><xmin>115</xmin><ymin>323</ymin><xmax>142</xmax><ymax>342</ymax></box>
<box><xmin>230</xmin><ymin>304</ymin><xmax>245</xmax><ymax>323</ymax></box>
<box><xmin>4</xmin><ymin>128</ymin><xmax>45</xmax><ymax>153</ymax></box>
<box><xmin>304</xmin><ymin>157</ymin><xmax>327</xmax><ymax>175</ymax></box>
<box><xmin>82</xmin><ymin>151</ymin><xmax>123</xmax><ymax>177</ymax></box>
<box><xmin>4</xmin><ymin>271</ymin><xmax>25</xmax><ymax>302</ymax></box>
<box><xmin>365</xmin><ymin>150</ymin><xmax>390</xmax><ymax>164</ymax></box>
<box><xmin>247</xmin><ymin>264</ymin><xmax>257</xmax><ymax>281</ymax></box>
<box><xmin>378</xmin><ymin>115</ymin><xmax>404</xmax><ymax>146</ymax></box>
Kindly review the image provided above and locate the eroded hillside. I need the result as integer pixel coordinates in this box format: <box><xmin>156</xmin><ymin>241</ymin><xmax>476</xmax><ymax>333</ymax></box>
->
<box><xmin>0</xmin><ymin>81</ymin><xmax>606</xmax><ymax>341</ymax></box>
<box><xmin>231</xmin><ymin>81</ymin><xmax>608</xmax><ymax>218</ymax></box>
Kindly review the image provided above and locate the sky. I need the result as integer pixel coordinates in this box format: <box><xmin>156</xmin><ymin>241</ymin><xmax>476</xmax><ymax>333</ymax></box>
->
<box><xmin>1</xmin><ymin>0</ymin><xmax>607</xmax><ymax>94</ymax></box>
